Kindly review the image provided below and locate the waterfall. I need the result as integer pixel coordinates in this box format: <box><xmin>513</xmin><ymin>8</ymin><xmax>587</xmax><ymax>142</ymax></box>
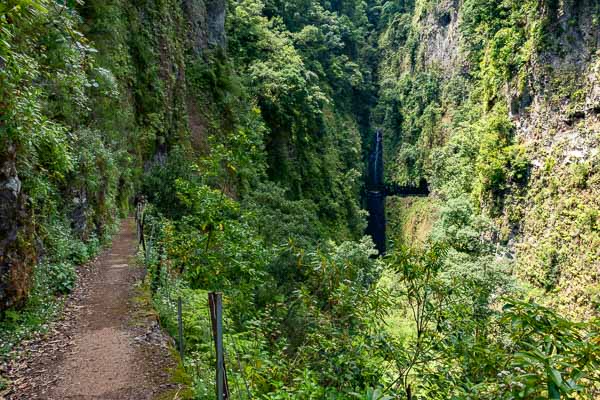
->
<box><xmin>366</xmin><ymin>129</ymin><xmax>386</xmax><ymax>255</ymax></box>
<box><xmin>367</xmin><ymin>129</ymin><xmax>384</xmax><ymax>189</ymax></box>
<box><xmin>373</xmin><ymin>131</ymin><xmax>380</xmax><ymax>186</ymax></box>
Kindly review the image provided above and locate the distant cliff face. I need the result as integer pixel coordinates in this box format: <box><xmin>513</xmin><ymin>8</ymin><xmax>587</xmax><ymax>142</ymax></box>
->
<box><xmin>379</xmin><ymin>0</ymin><xmax>599</xmax><ymax>318</ymax></box>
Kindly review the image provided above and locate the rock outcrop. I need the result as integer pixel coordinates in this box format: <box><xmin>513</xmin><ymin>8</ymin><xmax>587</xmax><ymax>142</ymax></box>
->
<box><xmin>183</xmin><ymin>0</ymin><xmax>226</xmax><ymax>55</ymax></box>
<box><xmin>0</xmin><ymin>143</ymin><xmax>36</xmax><ymax>311</ymax></box>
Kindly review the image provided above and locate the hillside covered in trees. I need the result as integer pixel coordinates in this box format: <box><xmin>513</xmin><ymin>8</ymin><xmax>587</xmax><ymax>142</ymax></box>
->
<box><xmin>1</xmin><ymin>0</ymin><xmax>599</xmax><ymax>398</ymax></box>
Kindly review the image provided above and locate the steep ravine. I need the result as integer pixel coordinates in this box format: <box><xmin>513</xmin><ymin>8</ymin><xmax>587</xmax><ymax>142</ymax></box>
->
<box><xmin>2</xmin><ymin>1</ymin><xmax>599</xmax><ymax>398</ymax></box>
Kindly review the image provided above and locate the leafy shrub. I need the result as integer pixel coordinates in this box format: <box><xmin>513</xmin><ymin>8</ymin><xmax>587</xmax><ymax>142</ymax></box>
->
<box><xmin>69</xmin><ymin>241</ymin><xmax>90</xmax><ymax>266</ymax></box>
<box><xmin>430</xmin><ymin>195</ymin><xmax>495</xmax><ymax>253</ymax></box>
<box><xmin>570</xmin><ymin>162</ymin><xmax>590</xmax><ymax>189</ymax></box>
<box><xmin>141</xmin><ymin>147</ymin><xmax>199</xmax><ymax>219</ymax></box>
<box><xmin>469</xmin><ymin>105</ymin><xmax>530</xmax><ymax>213</ymax></box>
<box><xmin>243</xmin><ymin>181</ymin><xmax>325</xmax><ymax>247</ymax></box>
<box><xmin>86</xmin><ymin>234</ymin><xmax>101</xmax><ymax>259</ymax></box>
<box><xmin>383</xmin><ymin>242</ymin><xmax>599</xmax><ymax>400</ymax></box>
<box><xmin>41</xmin><ymin>262</ymin><xmax>77</xmax><ymax>295</ymax></box>
<box><xmin>43</xmin><ymin>218</ymin><xmax>98</xmax><ymax>266</ymax></box>
<box><xmin>497</xmin><ymin>300</ymin><xmax>600</xmax><ymax>399</ymax></box>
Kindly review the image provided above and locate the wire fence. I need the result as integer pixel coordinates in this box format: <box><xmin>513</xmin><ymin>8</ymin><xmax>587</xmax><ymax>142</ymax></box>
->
<box><xmin>135</xmin><ymin>203</ymin><xmax>253</xmax><ymax>399</ymax></box>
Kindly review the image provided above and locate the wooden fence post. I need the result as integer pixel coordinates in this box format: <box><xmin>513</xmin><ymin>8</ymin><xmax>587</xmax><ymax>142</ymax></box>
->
<box><xmin>209</xmin><ymin>292</ymin><xmax>230</xmax><ymax>400</ymax></box>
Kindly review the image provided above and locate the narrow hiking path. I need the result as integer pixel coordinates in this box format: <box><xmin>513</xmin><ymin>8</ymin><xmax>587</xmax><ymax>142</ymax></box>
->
<box><xmin>5</xmin><ymin>219</ymin><xmax>182</xmax><ymax>399</ymax></box>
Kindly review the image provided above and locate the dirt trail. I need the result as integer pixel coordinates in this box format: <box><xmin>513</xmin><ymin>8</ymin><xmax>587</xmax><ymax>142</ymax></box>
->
<box><xmin>6</xmin><ymin>219</ymin><xmax>181</xmax><ymax>399</ymax></box>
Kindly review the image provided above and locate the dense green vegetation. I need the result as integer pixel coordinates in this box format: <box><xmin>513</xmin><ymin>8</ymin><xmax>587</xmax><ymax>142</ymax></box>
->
<box><xmin>0</xmin><ymin>0</ymin><xmax>129</xmax><ymax>348</ymax></box>
<box><xmin>1</xmin><ymin>0</ymin><xmax>599</xmax><ymax>398</ymax></box>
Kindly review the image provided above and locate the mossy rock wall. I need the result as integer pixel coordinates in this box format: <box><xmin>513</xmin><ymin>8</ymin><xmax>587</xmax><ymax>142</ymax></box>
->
<box><xmin>0</xmin><ymin>0</ymin><xmax>223</xmax><ymax>311</ymax></box>
<box><xmin>381</xmin><ymin>0</ymin><xmax>600</xmax><ymax>318</ymax></box>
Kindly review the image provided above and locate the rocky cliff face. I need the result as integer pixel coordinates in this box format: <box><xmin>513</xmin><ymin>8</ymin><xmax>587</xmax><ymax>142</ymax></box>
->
<box><xmin>381</xmin><ymin>0</ymin><xmax>599</xmax><ymax>318</ymax></box>
<box><xmin>0</xmin><ymin>144</ymin><xmax>36</xmax><ymax>310</ymax></box>
<box><xmin>509</xmin><ymin>1</ymin><xmax>599</xmax><ymax>318</ymax></box>
<box><xmin>183</xmin><ymin>0</ymin><xmax>226</xmax><ymax>55</ymax></box>
<box><xmin>419</xmin><ymin>0</ymin><xmax>462</xmax><ymax>74</ymax></box>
